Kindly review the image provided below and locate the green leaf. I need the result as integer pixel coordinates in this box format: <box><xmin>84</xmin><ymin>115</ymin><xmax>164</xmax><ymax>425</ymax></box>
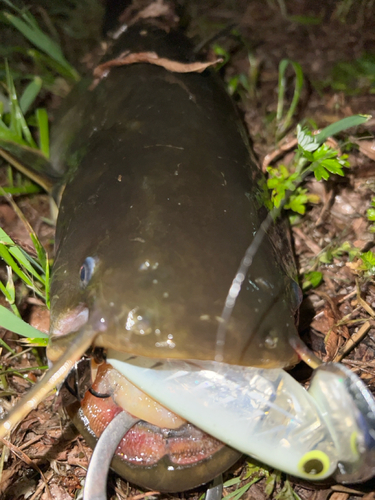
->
<box><xmin>19</xmin><ymin>76</ymin><xmax>42</xmax><ymax>114</ymax></box>
<box><xmin>297</xmin><ymin>125</ymin><xmax>319</xmax><ymax>152</ymax></box>
<box><xmin>312</xmin><ymin>163</ymin><xmax>330</xmax><ymax>181</ymax></box>
<box><xmin>4</xmin><ymin>12</ymin><xmax>79</xmax><ymax>81</ymax></box>
<box><xmin>265</xmin><ymin>474</ymin><xmax>277</xmax><ymax>497</ymax></box>
<box><xmin>0</xmin><ymin>227</ymin><xmax>46</xmax><ymax>299</ymax></box>
<box><xmin>20</xmin><ymin>337</ymin><xmax>48</xmax><ymax>347</ymax></box>
<box><xmin>0</xmin><ymin>304</ymin><xmax>48</xmax><ymax>338</ymax></box>
<box><xmin>315</xmin><ymin>115</ymin><xmax>370</xmax><ymax>144</ymax></box>
<box><xmin>286</xmin><ymin>192</ymin><xmax>308</xmax><ymax>214</ymax></box>
<box><xmin>361</xmin><ymin>251</ymin><xmax>375</xmax><ymax>273</ymax></box>
<box><xmin>289</xmin><ymin>15</ymin><xmax>322</xmax><ymax>25</ymax></box>
<box><xmin>223</xmin><ymin>477</ymin><xmax>242</xmax><ymax>488</ymax></box>
<box><xmin>0</xmin><ymin>243</ymin><xmax>34</xmax><ymax>287</ymax></box>
<box><xmin>320</xmin><ymin>159</ymin><xmax>344</xmax><ymax>175</ymax></box>
<box><xmin>368</xmin><ymin>208</ymin><xmax>375</xmax><ymax>221</ymax></box>
<box><xmin>36</xmin><ymin>108</ymin><xmax>49</xmax><ymax>158</ymax></box>
<box><xmin>302</xmin><ymin>271</ymin><xmax>323</xmax><ymax>290</ymax></box>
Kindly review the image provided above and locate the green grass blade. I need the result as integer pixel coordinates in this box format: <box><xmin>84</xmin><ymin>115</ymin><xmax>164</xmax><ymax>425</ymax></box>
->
<box><xmin>0</xmin><ymin>200</ymin><xmax>48</xmax><ymax>278</ymax></box>
<box><xmin>0</xmin><ymin>278</ymin><xmax>12</xmax><ymax>304</ymax></box>
<box><xmin>4</xmin><ymin>12</ymin><xmax>79</xmax><ymax>82</ymax></box>
<box><xmin>315</xmin><ymin>114</ymin><xmax>371</xmax><ymax>144</ymax></box>
<box><xmin>0</xmin><ymin>226</ymin><xmax>45</xmax><ymax>285</ymax></box>
<box><xmin>44</xmin><ymin>258</ymin><xmax>50</xmax><ymax>309</ymax></box>
<box><xmin>5</xmin><ymin>60</ymin><xmax>20</xmax><ymax>138</ymax></box>
<box><xmin>0</xmin><ymin>120</ymin><xmax>29</xmax><ymax>145</ymax></box>
<box><xmin>5</xmin><ymin>61</ymin><xmax>37</xmax><ymax>148</ymax></box>
<box><xmin>0</xmin><ymin>304</ymin><xmax>48</xmax><ymax>338</ymax></box>
<box><xmin>0</xmin><ymin>243</ymin><xmax>38</xmax><ymax>289</ymax></box>
<box><xmin>1</xmin><ymin>183</ymin><xmax>41</xmax><ymax>196</ymax></box>
<box><xmin>276</xmin><ymin>59</ymin><xmax>304</xmax><ymax>138</ymax></box>
<box><xmin>36</xmin><ymin>108</ymin><xmax>49</xmax><ymax>158</ymax></box>
<box><xmin>20</xmin><ymin>76</ymin><xmax>42</xmax><ymax>114</ymax></box>
<box><xmin>8</xmin><ymin>245</ymin><xmax>45</xmax><ymax>284</ymax></box>
<box><xmin>0</xmin><ymin>337</ymin><xmax>16</xmax><ymax>355</ymax></box>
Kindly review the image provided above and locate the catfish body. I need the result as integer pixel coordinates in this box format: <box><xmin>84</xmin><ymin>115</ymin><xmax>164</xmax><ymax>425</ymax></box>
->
<box><xmin>48</xmin><ymin>23</ymin><xmax>300</xmax><ymax>370</ymax></box>
<box><xmin>0</xmin><ymin>17</ymin><xmax>305</xmax><ymax>492</ymax></box>
<box><xmin>40</xmin><ymin>21</ymin><xmax>304</xmax><ymax>491</ymax></box>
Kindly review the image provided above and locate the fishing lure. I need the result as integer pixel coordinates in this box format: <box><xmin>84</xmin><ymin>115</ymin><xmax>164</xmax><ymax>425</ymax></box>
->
<box><xmin>0</xmin><ymin>3</ymin><xmax>375</xmax><ymax>496</ymax></box>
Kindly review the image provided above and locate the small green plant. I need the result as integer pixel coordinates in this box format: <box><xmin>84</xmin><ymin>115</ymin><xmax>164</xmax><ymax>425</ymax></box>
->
<box><xmin>319</xmin><ymin>240</ymin><xmax>360</xmax><ymax>265</ymax></box>
<box><xmin>266</xmin><ymin>122</ymin><xmax>357</xmax><ymax>214</ymax></box>
<box><xmin>220</xmin><ymin>461</ymin><xmax>269</xmax><ymax>500</ymax></box>
<box><xmin>367</xmin><ymin>196</ymin><xmax>375</xmax><ymax>232</ymax></box>
<box><xmin>319</xmin><ymin>52</ymin><xmax>375</xmax><ymax>96</ymax></box>
<box><xmin>347</xmin><ymin>250</ymin><xmax>375</xmax><ymax>279</ymax></box>
<box><xmin>265</xmin><ymin>115</ymin><xmax>370</xmax><ymax>292</ymax></box>
<box><xmin>226</xmin><ymin>51</ymin><xmax>260</xmax><ymax>101</ymax></box>
<box><xmin>267</xmin><ymin>164</ymin><xmax>320</xmax><ymax>214</ymax></box>
<box><xmin>359</xmin><ymin>251</ymin><xmax>375</xmax><ymax>277</ymax></box>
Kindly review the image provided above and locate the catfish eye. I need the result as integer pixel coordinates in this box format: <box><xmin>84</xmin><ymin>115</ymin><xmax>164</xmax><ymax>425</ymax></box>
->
<box><xmin>80</xmin><ymin>257</ymin><xmax>96</xmax><ymax>287</ymax></box>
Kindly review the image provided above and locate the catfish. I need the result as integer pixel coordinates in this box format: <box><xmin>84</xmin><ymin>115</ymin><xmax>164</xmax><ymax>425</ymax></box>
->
<box><xmin>1</xmin><ymin>2</ymin><xmax>375</xmax><ymax>495</ymax></box>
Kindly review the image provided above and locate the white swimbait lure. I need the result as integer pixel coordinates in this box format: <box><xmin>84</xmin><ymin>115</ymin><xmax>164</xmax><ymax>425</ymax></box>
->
<box><xmin>107</xmin><ymin>350</ymin><xmax>375</xmax><ymax>483</ymax></box>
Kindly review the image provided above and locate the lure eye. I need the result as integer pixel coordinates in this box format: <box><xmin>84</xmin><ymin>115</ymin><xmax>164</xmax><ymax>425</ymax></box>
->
<box><xmin>80</xmin><ymin>257</ymin><xmax>96</xmax><ymax>287</ymax></box>
<box><xmin>298</xmin><ymin>450</ymin><xmax>330</xmax><ymax>478</ymax></box>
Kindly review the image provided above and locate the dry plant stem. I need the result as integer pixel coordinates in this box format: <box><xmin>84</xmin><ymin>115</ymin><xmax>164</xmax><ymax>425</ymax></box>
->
<box><xmin>0</xmin><ymin>441</ymin><xmax>7</xmax><ymax>487</ymax></box>
<box><xmin>292</xmin><ymin>226</ymin><xmax>322</xmax><ymax>255</ymax></box>
<box><xmin>0</xmin><ymin>148</ymin><xmax>54</xmax><ymax>193</ymax></box>
<box><xmin>29</xmin><ymin>470</ymin><xmax>53</xmax><ymax>500</ymax></box>
<box><xmin>330</xmin><ymin>492</ymin><xmax>349</xmax><ymax>500</ymax></box>
<box><xmin>262</xmin><ymin>137</ymin><xmax>298</xmax><ymax>172</ymax></box>
<box><xmin>0</xmin><ymin>436</ymin><xmax>52</xmax><ymax>499</ymax></box>
<box><xmin>358</xmin><ymin>295</ymin><xmax>375</xmax><ymax>318</ymax></box>
<box><xmin>129</xmin><ymin>492</ymin><xmax>161</xmax><ymax>500</ymax></box>
<box><xmin>93</xmin><ymin>51</ymin><xmax>223</xmax><ymax>77</ymax></box>
<box><xmin>333</xmin><ymin>281</ymin><xmax>375</xmax><ymax>361</ymax></box>
<box><xmin>0</xmin><ymin>326</ymin><xmax>98</xmax><ymax>439</ymax></box>
<box><xmin>338</xmin><ymin>290</ymin><xmax>357</xmax><ymax>304</ymax></box>
<box><xmin>333</xmin><ymin>320</ymin><xmax>372</xmax><ymax>362</ymax></box>
<box><xmin>18</xmin><ymin>434</ymin><xmax>43</xmax><ymax>451</ymax></box>
<box><xmin>115</xmin><ymin>485</ymin><xmax>128</xmax><ymax>500</ymax></box>
<box><xmin>315</xmin><ymin>187</ymin><xmax>334</xmax><ymax>227</ymax></box>
<box><xmin>331</xmin><ymin>484</ymin><xmax>366</xmax><ymax>496</ymax></box>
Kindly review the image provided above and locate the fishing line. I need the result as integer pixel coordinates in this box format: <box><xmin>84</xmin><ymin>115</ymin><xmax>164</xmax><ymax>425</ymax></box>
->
<box><xmin>215</xmin><ymin>168</ymin><xmax>312</xmax><ymax>362</ymax></box>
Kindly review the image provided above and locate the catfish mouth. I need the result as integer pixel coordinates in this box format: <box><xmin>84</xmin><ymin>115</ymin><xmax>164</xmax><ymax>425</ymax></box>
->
<box><xmin>66</xmin><ymin>361</ymin><xmax>241</xmax><ymax>492</ymax></box>
<box><xmin>80</xmin><ymin>362</ymin><xmax>225</xmax><ymax>465</ymax></box>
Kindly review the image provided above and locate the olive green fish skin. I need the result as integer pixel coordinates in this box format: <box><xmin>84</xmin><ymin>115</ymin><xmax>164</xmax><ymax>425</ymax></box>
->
<box><xmin>48</xmin><ymin>23</ymin><xmax>300</xmax><ymax>368</ymax></box>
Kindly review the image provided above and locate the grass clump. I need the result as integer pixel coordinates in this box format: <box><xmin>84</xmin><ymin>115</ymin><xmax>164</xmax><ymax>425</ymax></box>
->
<box><xmin>0</xmin><ymin>219</ymin><xmax>49</xmax><ymax>340</ymax></box>
<box><xmin>0</xmin><ymin>61</ymin><xmax>50</xmax><ymax>339</ymax></box>
<box><xmin>0</xmin><ymin>0</ymin><xmax>80</xmax><ymax>84</ymax></box>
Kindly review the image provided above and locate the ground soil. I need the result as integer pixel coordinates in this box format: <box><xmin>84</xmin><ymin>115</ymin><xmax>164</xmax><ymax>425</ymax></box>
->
<box><xmin>1</xmin><ymin>1</ymin><xmax>375</xmax><ymax>499</ymax></box>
